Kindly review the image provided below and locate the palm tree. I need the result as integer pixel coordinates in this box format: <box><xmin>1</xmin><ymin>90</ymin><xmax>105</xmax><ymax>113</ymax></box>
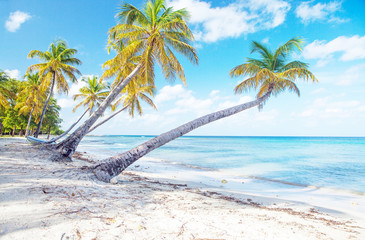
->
<box><xmin>88</xmin><ymin>79</ymin><xmax>156</xmax><ymax>133</ymax></box>
<box><xmin>54</xmin><ymin>0</ymin><xmax>198</xmax><ymax>159</ymax></box>
<box><xmin>73</xmin><ymin>76</ymin><xmax>110</xmax><ymax>115</ymax></box>
<box><xmin>44</xmin><ymin>76</ymin><xmax>109</xmax><ymax>143</ymax></box>
<box><xmin>15</xmin><ymin>73</ymin><xmax>46</xmax><ymax>137</ymax></box>
<box><xmin>93</xmin><ymin>37</ymin><xmax>318</xmax><ymax>182</ymax></box>
<box><xmin>27</xmin><ymin>39</ymin><xmax>81</xmax><ymax>138</ymax></box>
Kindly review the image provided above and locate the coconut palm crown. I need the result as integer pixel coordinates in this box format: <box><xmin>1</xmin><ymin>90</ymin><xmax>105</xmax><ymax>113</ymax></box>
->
<box><xmin>230</xmin><ymin>37</ymin><xmax>317</xmax><ymax>108</ymax></box>
<box><xmin>108</xmin><ymin>0</ymin><xmax>198</xmax><ymax>86</ymax></box>
<box><xmin>27</xmin><ymin>40</ymin><xmax>81</xmax><ymax>93</ymax></box>
<box><xmin>73</xmin><ymin>76</ymin><xmax>110</xmax><ymax>115</ymax></box>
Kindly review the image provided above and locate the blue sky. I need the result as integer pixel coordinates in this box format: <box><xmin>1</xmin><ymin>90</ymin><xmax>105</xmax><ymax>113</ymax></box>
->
<box><xmin>1</xmin><ymin>0</ymin><xmax>365</xmax><ymax>136</ymax></box>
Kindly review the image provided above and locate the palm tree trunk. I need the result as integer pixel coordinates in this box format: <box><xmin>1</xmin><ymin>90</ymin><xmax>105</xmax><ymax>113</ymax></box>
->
<box><xmin>45</xmin><ymin>108</ymin><xmax>89</xmax><ymax>143</ymax></box>
<box><xmin>0</xmin><ymin>122</ymin><xmax>3</xmax><ymax>136</ymax></box>
<box><xmin>12</xmin><ymin>126</ymin><xmax>16</xmax><ymax>137</ymax></box>
<box><xmin>93</xmin><ymin>90</ymin><xmax>273</xmax><ymax>182</ymax></box>
<box><xmin>34</xmin><ymin>71</ymin><xmax>56</xmax><ymax>138</ymax></box>
<box><xmin>19</xmin><ymin>126</ymin><xmax>23</xmax><ymax>136</ymax></box>
<box><xmin>54</xmin><ymin>64</ymin><xmax>142</xmax><ymax>159</ymax></box>
<box><xmin>25</xmin><ymin>102</ymin><xmax>35</xmax><ymax>137</ymax></box>
<box><xmin>87</xmin><ymin>105</ymin><xmax>128</xmax><ymax>134</ymax></box>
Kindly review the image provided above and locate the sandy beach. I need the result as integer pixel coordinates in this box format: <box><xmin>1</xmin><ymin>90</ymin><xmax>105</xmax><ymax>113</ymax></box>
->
<box><xmin>0</xmin><ymin>137</ymin><xmax>364</xmax><ymax>239</ymax></box>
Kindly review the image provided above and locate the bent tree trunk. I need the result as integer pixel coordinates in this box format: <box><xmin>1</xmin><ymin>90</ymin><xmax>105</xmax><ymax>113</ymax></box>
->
<box><xmin>45</xmin><ymin>108</ymin><xmax>89</xmax><ymax>143</ymax></box>
<box><xmin>87</xmin><ymin>105</ymin><xmax>128</xmax><ymax>134</ymax></box>
<box><xmin>93</xmin><ymin>90</ymin><xmax>273</xmax><ymax>182</ymax></box>
<box><xmin>54</xmin><ymin>64</ymin><xmax>142</xmax><ymax>159</ymax></box>
<box><xmin>25</xmin><ymin>102</ymin><xmax>35</xmax><ymax>137</ymax></box>
<box><xmin>34</xmin><ymin>71</ymin><xmax>56</xmax><ymax>138</ymax></box>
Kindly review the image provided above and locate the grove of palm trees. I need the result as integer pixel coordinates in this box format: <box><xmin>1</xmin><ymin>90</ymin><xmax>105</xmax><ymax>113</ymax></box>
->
<box><xmin>1</xmin><ymin>0</ymin><xmax>317</xmax><ymax>179</ymax></box>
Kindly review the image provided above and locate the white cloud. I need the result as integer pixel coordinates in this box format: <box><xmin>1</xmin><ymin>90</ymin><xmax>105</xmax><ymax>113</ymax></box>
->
<box><xmin>4</xmin><ymin>69</ymin><xmax>20</xmax><ymax>79</ymax></box>
<box><xmin>5</xmin><ymin>11</ymin><xmax>31</xmax><ymax>32</ymax></box>
<box><xmin>303</xmin><ymin>35</ymin><xmax>365</xmax><ymax>65</ymax></box>
<box><xmin>166</xmin><ymin>0</ymin><xmax>290</xmax><ymax>42</ymax></box>
<box><xmin>314</xmin><ymin>64</ymin><xmax>365</xmax><ymax>86</ymax></box>
<box><xmin>58</xmin><ymin>98</ymin><xmax>75</xmax><ymax>109</ymax></box>
<box><xmin>298</xmin><ymin>96</ymin><xmax>364</xmax><ymax>124</ymax></box>
<box><xmin>262</xmin><ymin>37</ymin><xmax>270</xmax><ymax>44</ymax></box>
<box><xmin>295</xmin><ymin>1</ymin><xmax>344</xmax><ymax>23</ymax></box>
<box><xmin>155</xmin><ymin>85</ymin><xmax>213</xmax><ymax>116</ymax></box>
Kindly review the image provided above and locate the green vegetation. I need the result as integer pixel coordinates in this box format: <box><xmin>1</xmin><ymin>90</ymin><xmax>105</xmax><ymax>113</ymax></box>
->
<box><xmin>0</xmin><ymin>70</ymin><xmax>63</xmax><ymax>137</ymax></box>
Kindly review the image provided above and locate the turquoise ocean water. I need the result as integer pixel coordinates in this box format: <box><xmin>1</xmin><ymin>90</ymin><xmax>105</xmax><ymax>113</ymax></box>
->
<box><xmin>78</xmin><ymin>136</ymin><xmax>365</xmax><ymax>193</ymax></box>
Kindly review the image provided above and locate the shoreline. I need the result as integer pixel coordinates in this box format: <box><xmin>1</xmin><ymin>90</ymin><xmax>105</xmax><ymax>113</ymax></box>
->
<box><xmin>119</xmin><ymin>156</ymin><xmax>365</xmax><ymax>223</ymax></box>
<box><xmin>1</xmin><ymin>137</ymin><xmax>364</xmax><ymax>239</ymax></box>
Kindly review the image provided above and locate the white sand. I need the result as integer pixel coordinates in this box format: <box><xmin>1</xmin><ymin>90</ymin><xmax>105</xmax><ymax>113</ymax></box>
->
<box><xmin>0</xmin><ymin>137</ymin><xmax>364</xmax><ymax>239</ymax></box>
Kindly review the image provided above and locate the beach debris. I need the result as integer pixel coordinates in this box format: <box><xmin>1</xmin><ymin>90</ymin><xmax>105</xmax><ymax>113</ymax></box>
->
<box><xmin>221</xmin><ymin>179</ymin><xmax>227</xmax><ymax>184</ymax></box>
<box><xmin>42</xmin><ymin>188</ymin><xmax>52</xmax><ymax>194</ymax></box>
<box><xmin>177</xmin><ymin>222</ymin><xmax>187</xmax><ymax>237</ymax></box>
<box><xmin>76</xmin><ymin>229</ymin><xmax>82</xmax><ymax>240</ymax></box>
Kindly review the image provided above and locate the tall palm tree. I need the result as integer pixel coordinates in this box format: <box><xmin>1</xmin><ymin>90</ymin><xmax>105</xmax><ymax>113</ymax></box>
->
<box><xmin>54</xmin><ymin>0</ymin><xmax>198</xmax><ymax>159</ymax></box>
<box><xmin>27</xmin><ymin>39</ymin><xmax>81</xmax><ymax>138</ymax></box>
<box><xmin>93</xmin><ymin>37</ymin><xmax>318</xmax><ymax>182</ymax></box>
<box><xmin>88</xmin><ymin>79</ymin><xmax>156</xmax><ymax>133</ymax></box>
<box><xmin>15</xmin><ymin>73</ymin><xmax>46</xmax><ymax>137</ymax></box>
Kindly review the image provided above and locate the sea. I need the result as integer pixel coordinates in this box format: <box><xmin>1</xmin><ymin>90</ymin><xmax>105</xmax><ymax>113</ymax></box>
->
<box><xmin>78</xmin><ymin>135</ymin><xmax>365</xmax><ymax>194</ymax></box>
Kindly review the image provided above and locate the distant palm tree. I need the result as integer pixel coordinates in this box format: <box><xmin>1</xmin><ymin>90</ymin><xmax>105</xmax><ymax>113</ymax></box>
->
<box><xmin>16</xmin><ymin>73</ymin><xmax>46</xmax><ymax>137</ymax></box>
<box><xmin>27</xmin><ymin>39</ymin><xmax>81</xmax><ymax>137</ymax></box>
<box><xmin>93</xmin><ymin>37</ymin><xmax>318</xmax><ymax>182</ymax></box>
<box><xmin>55</xmin><ymin>0</ymin><xmax>198</xmax><ymax>159</ymax></box>
<box><xmin>73</xmin><ymin>76</ymin><xmax>110</xmax><ymax>115</ymax></box>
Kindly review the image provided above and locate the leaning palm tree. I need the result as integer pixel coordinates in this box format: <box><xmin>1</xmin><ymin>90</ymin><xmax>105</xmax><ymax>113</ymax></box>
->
<box><xmin>93</xmin><ymin>37</ymin><xmax>318</xmax><ymax>182</ymax></box>
<box><xmin>88</xmin><ymin>79</ymin><xmax>156</xmax><ymax>133</ymax></box>
<box><xmin>15</xmin><ymin>73</ymin><xmax>46</xmax><ymax>137</ymax></box>
<box><xmin>45</xmin><ymin>76</ymin><xmax>109</xmax><ymax>143</ymax></box>
<box><xmin>27</xmin><ymin>39</ymin><xmax>81</xmax><ymax>137</ymax></box>
<box><xmin>54</xmin><ymin>0</ymin><xmax>198</xmax><ymax>159</ymax></box>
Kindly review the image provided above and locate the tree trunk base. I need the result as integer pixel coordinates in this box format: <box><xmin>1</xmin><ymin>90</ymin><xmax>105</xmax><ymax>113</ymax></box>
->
<box><xmin>48</xmin><ymin>151</ymin><xmax>73</xmax><ymax>162</ymax></box>
<box><xmin>93</xmin><ymin>164</ymin><xmax>113</xmax><ymax>183</ymax></box>
<box><xmin>39</xmin><ymin>144</ymin><xmax>73</xmax><ymax>162</ymax></box>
